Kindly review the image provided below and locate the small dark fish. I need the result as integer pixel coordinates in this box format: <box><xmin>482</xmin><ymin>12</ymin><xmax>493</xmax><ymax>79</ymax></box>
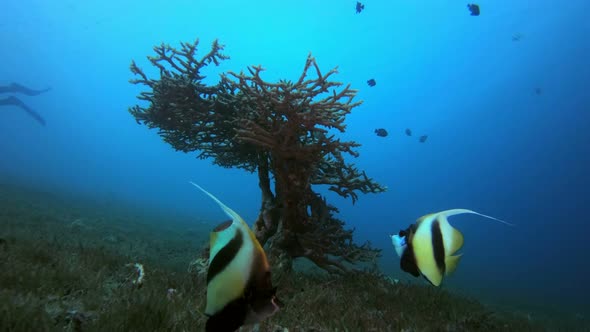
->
<box><xmin>375</xmin><ymin>128</ymin><xmax>388</xmax><ymax>137</ymax></box>
<box><xmin>512</xmin><ymin>33</ymin><xmax>523</xmax><ymax>42</ymax></box>
<box><xmin>534</xmin><ymin>87</ymin><xmax>542</xmax><ymax>95</ymax></box>
<box><xmin>356</xmin><ymin>1</ymin><xmax>365</xmax><ymax>14</ymax></box>
<box><xmin>419</xmin><ymin>135</ymin><xmax>428</xmax><ymax>143</ymax></box>
<box><xmin>467</xmin><ymin>4</ymin><xmax>480</xmax><ymax>16</ymax></box>
<box><xmin>405</xmin><ymin>128</ymin><xmax>412</xmax><ymax>136</ymax></box>
<box><xmin>367</xmin><ymin>79</ymin><xmax>376</xmax><ymax>87</ymax></box>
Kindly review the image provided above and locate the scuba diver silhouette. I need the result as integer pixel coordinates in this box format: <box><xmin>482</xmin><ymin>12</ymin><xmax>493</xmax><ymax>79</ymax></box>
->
<box><xmin>0</xmin><ymin>82</ymin><xmax>50</xmax><ymax>126</ymax></box>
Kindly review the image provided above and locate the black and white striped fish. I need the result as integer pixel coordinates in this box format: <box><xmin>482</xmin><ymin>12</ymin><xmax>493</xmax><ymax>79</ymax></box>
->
<box><xmin>391</xmin><ymin>209</ymin><xmax>513</xmax><ymax>286</ymax></box>
<box><xmin>191</xmin><ymin>182</ymin><xmax>280</xmax><ymax>332</ymax></box>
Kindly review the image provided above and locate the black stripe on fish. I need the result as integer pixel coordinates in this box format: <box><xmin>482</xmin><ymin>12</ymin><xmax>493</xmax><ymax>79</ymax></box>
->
<box><xmin>206</xmin><ymin>248</ymin><xmax>278</xmax><ymax>331</ymax></box>
<box><xmin>213</xmin><ymin>220</ymin><xmax>233</xmax><ymax>232</ymax></box>
<box><xmin>207</xmin><ymin>230</ymin><xmax>243</xmax><ymax>284</ymax></box>
<box><xmin>400</xmin><ymin>224</ymin><xmax>421</xmax><ymax>277</ymax></box>
<box><xmin>205</xmin><ymin>296</ymin><xmax>248</xmax><ymax>332</ymax></box>
<box><xmin>401</xmin><ymin>246</ymin><xmax>421</xmax><ymax>277</ymax></box>
<box><xmin>431</xmin><ymin>219</ymin><xmax>446</xmax><ymax>274</ymax></box>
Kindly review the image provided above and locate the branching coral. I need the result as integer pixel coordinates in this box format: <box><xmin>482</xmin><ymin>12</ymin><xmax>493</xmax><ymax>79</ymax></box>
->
<box><xmin>224</xmin><ymin>57</ymin><xmax>384</xmax><ymax>204</ymax></box>
<box><xmin>129</xmin><ymin>39</ymin><xmax>386</xmax><ymax>275</ymax></box>
<box><xmin>129</xmin><ymin>39</ymin><xmax>259</xmax><ymax>171</ymax></box>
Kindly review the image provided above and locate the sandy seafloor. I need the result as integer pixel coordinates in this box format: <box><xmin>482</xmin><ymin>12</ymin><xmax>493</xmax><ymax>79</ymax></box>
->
<box><xmin>0</xmin><ymin>181</ymin><xmax>588</xmax><ymax>332</ymax></box>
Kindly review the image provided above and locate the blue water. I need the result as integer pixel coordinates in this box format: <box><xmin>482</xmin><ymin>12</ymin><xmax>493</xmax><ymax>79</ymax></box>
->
<box><xmin>1</xmin><ymin>0</ymin><xmax>589</xmax><ymax>320</ymax></box>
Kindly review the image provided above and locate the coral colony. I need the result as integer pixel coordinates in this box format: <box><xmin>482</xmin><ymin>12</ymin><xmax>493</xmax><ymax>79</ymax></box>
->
<box><xmin>129</xmin><ymin>39</ymin><xmax>385</xmax><ymax>275</ymax></box>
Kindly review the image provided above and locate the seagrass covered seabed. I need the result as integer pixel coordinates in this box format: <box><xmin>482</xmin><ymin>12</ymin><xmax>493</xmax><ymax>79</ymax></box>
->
<box><xmin>0</xmin><ymin>182</ymin><xmax>586</xmax><ymax>332</ymax></box>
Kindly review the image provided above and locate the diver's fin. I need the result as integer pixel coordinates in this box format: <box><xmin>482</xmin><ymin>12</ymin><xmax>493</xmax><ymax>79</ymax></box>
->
<box><xmin>445</xmin><ymin>254</ymin><xmax>462</xmax><ymax>275</ymax></box>
<box><xmin>0</xmin><ymin>96</ymin><xmax>46</xmax><ymax>126</ymax></box>
<box><xmin>8</xmin><ymin>83</ymin><xmax>51</xmax><ymax>96</ymax></box>
<box><xmin>189</xmin><ymin>181</ymin><xmax>244</xmax><ymax>224</ymax></box>
<box><xmin>436</xmin><ymin>209</ymin><xmax>514</xmax><ymax>227</ymax></box>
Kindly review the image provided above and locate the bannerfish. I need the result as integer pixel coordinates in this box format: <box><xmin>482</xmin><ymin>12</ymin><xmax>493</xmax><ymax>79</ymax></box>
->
<box><xmin>405</xmin><ymin>128</ymin><xmax>412</xmax><ymax>136</ymax></box>
<box><xmin>419</xmin><ymin>135</ymin><xmax>428</xmax><ymax>143</ymax></box>
<box><xmin>356</xmin><ymin>1</ymin><xmax>365</xmax><ymax>14</ymax></box>
<box><xmin>190</xmin><ymin>182</ymin><xmax>280</xmax><ymax>332</ymax></box>
<box><xmin>467</xmin><ymin>4</ymin><xmax>480</xmax><ymax>16</ymax></box>
<box><xmin>390</xmin><ymin>209</ymin><xmax>513</xmax><ymax>286</ymax></box>
<box><xmin>375</xmin><ymin>128</ymin><xmax>388</xmax><ymax>137</ymax></box>
<box><xmin>367</xmin><ymin>79</ymin><xmax>376</xmax><ymax>87</ymax></box>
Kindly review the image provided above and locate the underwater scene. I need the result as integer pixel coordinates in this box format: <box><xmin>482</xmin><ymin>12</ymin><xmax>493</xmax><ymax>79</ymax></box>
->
<box><xmin>1</xmin><ymin>0</ymin><xmax>589</xmax><ymax>331</ymax></box>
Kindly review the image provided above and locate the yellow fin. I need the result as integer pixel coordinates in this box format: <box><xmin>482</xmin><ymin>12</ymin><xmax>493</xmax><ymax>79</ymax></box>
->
<box><xmin>445</xmin><ymin>254</ymin><xmax>462</xmax><ymax>275</ymax></box>
<box><xmin>448</xmin><ymin>226</ymin><xmax>464</xmax><ymax>255</ymax></box>
<box><xmin>209</xmin><ymin>232</ymin><xmax>218</xmax><ymax>249</ymax></box>
<box><xmin>437</xmin><ymin>215</ymin><xmax>464</xmax><ymax>256</ymax></box>
<box><xmin>421</xmin><ymin>267</ymin><xmax>444</xmax><ymax>287</ymax></box>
